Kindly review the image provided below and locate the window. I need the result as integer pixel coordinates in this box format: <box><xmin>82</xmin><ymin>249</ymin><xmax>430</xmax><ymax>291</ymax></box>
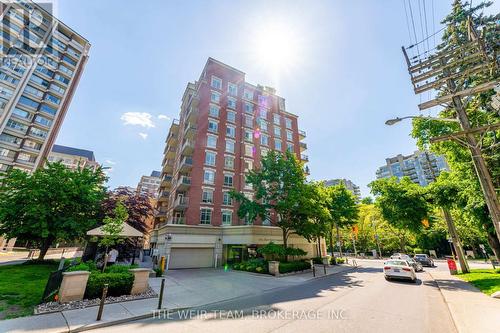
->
<box><xmin>202</xmin><ymin>189</ymin><xmax>214</xmax><ymax>203</ymax></box>
<box><xmin>227</xmin><ymin>111</ymin><xmax>236</xmax><ymax>123</ymax></box>
<box><xmin>210</xmin><ymin>91</ymin><xmax>221</xmax><ymax>104</ymax></box>
<box><xmin>226</xmin><ymin>125</ymin><xmax>235</xmax><ymax>138</ymax></box>
<box><xmin>23</xmin><ymin>140</ymin><xmax>42</xmax><ymax>151</ymax></box>
<box><xmin>244</xmin><ymin>102</ymin><xmax>253</xmax><ymax>114</ymax></box>
<box><xmin>34</xmin><ymin>115</ymin><xmax>52</xmax><ymax>127</ymax></box>
<box><xmin>50</xmin><ymin>84</ymin><xmax>65</xmax><ymax>95</ymax></box>
<box><xmin>40</xmin><ymin>104</ymin><xmax>57</xmax><ymax>116</ymax></box>
<box><xmin>6</xmin><ymin>119</ymin><xmax>27</xmax><ymax>133</ymax></box>
<box><xmin>285</xmin><ymin>117</ymin><xmax>292</xmax><ymax>129</ymax></box>
<box><xmin>259</xmin><ymin>119</ymin><xmax>268</xmax><ymax>132</ymax></box>
<box><xmin>225</xmin><ymin>140</ymin><xmax>235</xmax><ymax>153</ymax></box>
<box><xmin>244</xmin><ymin>115</ymin><xmax>253</xmax><ymax>128</ymax></box>
<box><xmin>0</xmin><ymin>148</ymin><xmax>9</xmax><ymax>157</ymax></box>
<box><xmin>200</xmin><ymin>208</ymin><xmax>212</xmax><ymax>224</ymax></box>
<box><xmin>18</xmin><ymin>96</ymin><xmax>39</xmax><ymax>109</ymax></box>
<box><xmin>62</xmin><ymin>55</ymin><xmax>77</xmax><ymax>67</ymax></box>
<box><xmin>205</xmin><ymin>151</ymin><xmax>216</xmax><ymax>166</ymax></box>
<box><xmin>222</xmin><ymin>211</ymin><xmax>232</xmax><ymax>225</ymax></box>
<box><xmin>243</xmin><ymin>89</ymin><xmax>253</xmax><ymax>101</ymax></box>
<box><xmin>203</xmin><ymin>169</ymin><xmax>215</xmax><ymax>184</ymax></box>
<box><xmin>208</xmin><ymin>119</ymin><xmax>218</xmax><ymax>133</ymax></box>
<box><xmin>24</xmin><ymin>85</ymin><xmax>44</xmax><ymax>98</ymax></box>
<box><xmin>227</xmin><ymin>97</ymin><xmax>236</xmax><ymax>109</ymax></box>
<box><xmin>223</xmin><ymin>192</ymin><xmax>233</xmax><ymax>205</ymax></box>
<box><xmin>244</xmin><ymin>129</ymin><xmax>253</xmax><ymax>142</ymax></box>
<box><xmin>29</xmin><ymin>127</ymin><xmax>48</xmax><ymax>138</ymax></box>
<box><xmin>279</xmin><ymin>98</ymin><xmax>286</xmax><ymax>111</ymax></box>
<box><xmin>228</xmin><ymin>82</ymin><xmax>237</xmax><ymax>96</ymax></box>
<box><xmin>286</xmin><ymin>130</ymin><xmax>293</xmax><ymax>141</ymax></box>
<box><xmin>273</xmin><ymin>114</ymin><xmax>280</xmax><ymax>125</ymax></box>
<box><xmin>260</xmin><ymin>134</ymin><xmax>269</xmax><ymax>146</ymax></box>
<box><xmin>245</xmin><ymin>144</ymin><xmax>254</xmax><ymax>157</ymax></box>
<box><xmin>223</xmin><ymin>174</ymin><xmax>234</xmax><ymax>187</ymax></box>
<box><xmin>12</xmin><ymin>108</ymin><xmax>30</xmax><ymax>120</ymax></box>
<box><xmin>54</xmin><ymin>74</ymin><xmax>69</xmax><ymax>85</ymax></box>
<box><xmin>287</xmin><ymin>143</ymin><xmax>294</xmax><ymax>152</ymax></box>
<box><xmin>244</xmin><ymin>160</ymin><xmax>253</xmax><ymax>172</ymax></box>
<box><xmin>259</xmin><ymin>108</ymin><xmax>268</xmax><ymax>119</ymax></box>
<box><xmin>275</xmin><ymin>139</ymin><xmax>282</xmax><ymax>151</ymax></box>
<box><xmin>211</xmin><ymin>76</ymin><xmax>222</xmax><ymax>90</ymax></box>
<box><xmin>274</xmin><ymin>126</ymin><xmax>281</xmax><ymax>137</ymax></box>
<box><xmin>207</xmin><ymin>135</ymin><xmax>217</xmax><ymax>148</ymax></box>
<box><xmin>35</xmin><ymin>66</ymin><xmax>54</xmax><ymax>79</ymax></box>
<box><xmin>45</xmin><ymin>93</ymin><xmax>60</xmax><ymax>105</ymax></box>
<box><xmin>224</xmin><ymin>155</ymin><xmax>234</xmax><ymax>169</ymax></box>
<box><xmin>209</xmin><ymin>105</ymin><xmax>219</xmax><ymax>118</ymax></box>
<box><xmin>0</xmin><ymin>133</ymin><xmax>22</xmax><ymax>145</ymax></box>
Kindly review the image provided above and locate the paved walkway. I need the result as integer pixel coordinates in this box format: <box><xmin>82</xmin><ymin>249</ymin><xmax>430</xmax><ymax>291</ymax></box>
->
<box><xmin>0</xmin><ymin>250</ymin><xmax>82</xmax><ymax>266</ymax></box>
<box><xmin>0</xmin><ymin>264</ymin><xmax>355</xmax><ymax>333</ymax></box>
<box><xmin>427</xmin><ymin>269</ymin><xmax>500</xmax><ymax>333</ymax></box>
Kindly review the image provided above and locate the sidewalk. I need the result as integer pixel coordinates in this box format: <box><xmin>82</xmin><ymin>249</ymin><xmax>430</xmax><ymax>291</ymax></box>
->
<box><xmin>0</xmin><ymin>264</ymin><xmax>356</xmax><ymax>333</ymax></box>
<box><xmin>428</xmin><ymin>270</ymin><xmax>500</xmax><ymax>333</ymax></box>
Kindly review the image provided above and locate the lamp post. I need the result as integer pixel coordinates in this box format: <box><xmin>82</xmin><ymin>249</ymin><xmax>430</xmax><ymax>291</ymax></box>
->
<box><xmin>385</xmin><ymin>115</ymin><xmax>470</xmax><ymax>273</ymax></box>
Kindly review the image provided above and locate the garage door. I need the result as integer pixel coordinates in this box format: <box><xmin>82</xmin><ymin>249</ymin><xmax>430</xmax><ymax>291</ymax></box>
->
<box><xmin>169</xmin><ymin>248</ymin><xmax>214</xmax><ymax>269</ymax></box>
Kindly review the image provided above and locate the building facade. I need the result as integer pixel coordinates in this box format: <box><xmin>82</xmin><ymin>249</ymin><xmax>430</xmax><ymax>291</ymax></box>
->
<box><xmin>136</xmin><ymin>170</ymin><xmax>161</xmax><ymax>197</ymax></box>
<box><xmin>376</xmin><ymin>150</ymin><xmax>449</xmax><ymax>186</ymax></box>
<box><xmin>47</xmin><ymin>144</ymin><xmax>98</xmax><ymax>170</ymax></box>
<box><xmin>324</xmin><ymin>178</ymin><xmax>361</xmax><ymax>200</ymax></box>
<box><xmin>151</xmin><ymin>58</ymin><xmax>320</xmax><ymax>269</ymax></box>
<box><xmin>0</xmin><ymin>1</ymin><xmax>90</xmax><ymax>173</ymax></box>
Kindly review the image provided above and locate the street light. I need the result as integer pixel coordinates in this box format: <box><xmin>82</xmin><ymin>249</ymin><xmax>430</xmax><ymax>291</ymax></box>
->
<box><xmin>385</xmin><ymin>115</ymin><xmax>460</xmax><ymax>126</ymax></box>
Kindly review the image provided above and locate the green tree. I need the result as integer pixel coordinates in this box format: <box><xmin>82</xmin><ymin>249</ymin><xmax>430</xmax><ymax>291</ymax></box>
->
<box><xmin>100</xmin><ymin>201</ymin><xmax>128</xmax><ymax>249</ymax></box>
<box><xmin>369</xmin><ymin>177</ymin><xmax>430</xmax><ymax>251</ymax></box>
<box><xmin>231</xmin><ymin>151</ymin><xmax>311</xmax><ymax>260</ymax></box>
<box><xmin>325</xmin><ymin>184</ymin><xmax>359</xmax><ymax>256</ymax></box>
<box><xmin>0</xmin><ymin>162</ymin><xmax>106</xmax><ymax>260</ymax></box>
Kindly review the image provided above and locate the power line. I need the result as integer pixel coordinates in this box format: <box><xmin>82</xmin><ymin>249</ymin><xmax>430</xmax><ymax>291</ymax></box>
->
<box><xmin>422</xmin><ymin>0</ymin><xmax>431</xmax><ymax>53</ymax></box>
<box><xmin>407</xmin><ymin>0</ymin><xmax>421</xmax><ymax>57</ymax></box>
<box><xmin>403</xmin><ymin>0</ymin><xmax>414</xmax><ymax>45</ymax></box>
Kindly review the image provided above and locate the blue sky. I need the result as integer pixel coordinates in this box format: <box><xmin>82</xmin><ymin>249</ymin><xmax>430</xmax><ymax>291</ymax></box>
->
<box><xmin>53</xmin><ymin>0</ymin><xmax>498</xmax><ymax>197</ymax></box>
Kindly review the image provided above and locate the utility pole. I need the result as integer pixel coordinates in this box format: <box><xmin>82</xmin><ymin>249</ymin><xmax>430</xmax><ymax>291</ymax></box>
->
<box><xmin>401</xmin><ymin>17</ymin><xmax>500</xmax><ymax>243</ymax></box>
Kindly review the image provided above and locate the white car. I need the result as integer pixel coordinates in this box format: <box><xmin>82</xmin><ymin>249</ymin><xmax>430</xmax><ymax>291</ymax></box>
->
<box><xmin>390</xmin><ymin>253</ymin><xmax>411</xmax><ymax>260</ymax></box>
<box><xmin>384</xmin><ymin>259</ymin><xmax>416</xmax><ymax>282</ymax></box>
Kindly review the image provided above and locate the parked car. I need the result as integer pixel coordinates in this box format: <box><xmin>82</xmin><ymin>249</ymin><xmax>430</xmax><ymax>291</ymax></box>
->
<box><xmin>407</xmin><ymin>258</ymin><xmax>423</xmax><ymax>272</ymax></box>
<box><xmin>390</xmin><ymin>253</ymin><xmax>411</xmax><ymax>260</ymax></box>
<box><xmin>414</xmin><ymin>254</ymin><xmax>435</xmax><ymax>267</ymax></box>
<box><xmin>383</xmin><ymin>259</ymin><xmax>417</xmax><ymax>282</ymax></box>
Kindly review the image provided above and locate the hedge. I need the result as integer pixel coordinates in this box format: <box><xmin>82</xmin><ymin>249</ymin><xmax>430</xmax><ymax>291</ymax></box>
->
<box><xmin>232</xmin><ymin>259</ymin><xmax>269</xmax><ymax>274</ymax></box>
<box><xmin>84</xmin><ymin>272</ymin><xmax>134</xmax><ymax>299</ymax></box>
<box><xmin>279</xmin><ymin>261</ymin><xmax>311</xmax><ymax>274</ymax></box>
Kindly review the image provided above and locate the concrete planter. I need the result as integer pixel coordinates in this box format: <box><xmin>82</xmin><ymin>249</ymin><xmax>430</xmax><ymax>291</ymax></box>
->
<box><xmin>322</xmin><ymin>256</ymin><xmax>331</xmax><ymax>266</ymax></box>
<box><xmin>58</xmin><ymin>271</ymin><xmax>90</xmax><ymax>303</ymax></box>
<box><xmin>129</xmin><ymin>268</ymin><xmax>152</xmax><ymax>295</ymax></box>
<box><xmin>268</xmin><ymin>261</ymin><xmax>280</xmax><ymax>277</ymax></box>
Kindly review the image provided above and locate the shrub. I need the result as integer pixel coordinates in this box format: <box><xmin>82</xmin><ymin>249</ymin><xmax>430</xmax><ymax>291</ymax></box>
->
<box><xmin>66</xmin><ymin>261</ymin><xmax>98</xmax><ymax>272</ymax></box>
<box><xmin>285</xmin><ymin>247</ymin><xmax>307</xmax><ymax>257</ymax></box>
<box><xmin>279</xmin><ymin>261</ymin><xmax>311</xmax><ymax>274</ymax></box>
<box><xmin>312</xmin><ymin>257</ymin><xmax>323</xmax><ymax>264</ymax></box>
<box><xmin>154</xmin><ymin>268</ymin><xmax>163</xmax><ymax>277</ymax></box>
<box><xmin>85</xmin><ymin>272</ymin><xmax>134</xmax><ymax>299</ymax></box>
<box><xmin>257</xmin><ymin>242</ymin><xmax>286</xmax><ymax>260</ymax></box>
<box><xmin>105</xmin><ymin>264</ymin><xmax>138</xmax><ymax>274</ymax></box>
<box><xmin>336</xmin><ymin>258</ymin><xmax>345</xmax><ymax>264</ymax></box>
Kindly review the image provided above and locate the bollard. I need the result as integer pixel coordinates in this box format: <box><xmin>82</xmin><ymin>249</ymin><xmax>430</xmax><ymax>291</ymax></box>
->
<box><xmin>96</xmin><ymin>284</ymin><xmax>108</xmax><ymax>321</ymax></box>
<box><xmin>58</xmin><ymin>257</ymin><xmax>65</xmax><ymax>271</ymax></box>
<box><xmin>323</xmin><ymin>264</ymin><xmax>327</xmax><ymax>275</ymax></box>
<box><xmin>158</xmin><ymin>278</ymin><xmax>165</xmax><ymax>310</ymax></box>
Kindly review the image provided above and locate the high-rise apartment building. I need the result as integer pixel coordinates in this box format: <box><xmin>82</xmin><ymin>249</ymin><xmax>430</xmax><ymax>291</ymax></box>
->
<box><xmin>0</xmin><ymin>1</ymin><xmax>90</xmax><ymax>173</ymax></box>
<box><xmin>150</xmin><ymin>58</ymin><xmax>320</xmax><ymax>269</ymax></box>
<box><xmin>376</xmin><ymin>150</ymin><xmax>449</xmax><ymax>186</ymax></box>
<box><xmin>136</xmin><ymin>170</ymin><xmax>161</xmax><ymax>197</ymax></box>
<box><xmin>47</xmin><ymin>144</ymin><xmax>98</xmax><ymax>170</ymax></box>
<box><xmin>324</xmin><ymin>178</ymin><xmax>361</xmax><ymax>200</ymax></box>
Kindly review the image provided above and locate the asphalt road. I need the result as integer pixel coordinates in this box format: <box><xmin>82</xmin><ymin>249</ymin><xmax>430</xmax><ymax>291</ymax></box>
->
<box><xmin>91</xmin><ymin>260</ymin><xmax>456</xmax><ymax>333</ymax></box>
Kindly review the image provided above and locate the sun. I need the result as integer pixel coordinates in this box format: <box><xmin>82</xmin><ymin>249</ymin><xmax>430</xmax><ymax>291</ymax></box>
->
<box><xmin>252</xmin><ymin>22</ymin><xmax>300</xmax><ymax>72</ymax></box>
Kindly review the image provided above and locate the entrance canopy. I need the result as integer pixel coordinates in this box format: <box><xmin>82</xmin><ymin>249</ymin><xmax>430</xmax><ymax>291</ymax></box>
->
<box><xmin>86</xmin><ymin>223</ymin><xmax>143</xmax><ymax>237</ymax></box>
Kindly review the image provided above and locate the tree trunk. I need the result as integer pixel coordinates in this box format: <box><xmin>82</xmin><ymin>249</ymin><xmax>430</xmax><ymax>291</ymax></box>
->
<box><xmin>329</xmin><ymin>228</ymin><xmax>334</xmax><ymax>258</ymax></box>
<box><xmin>336</xmin><ymin>223</ymin><xmax>343</xmax><ymax>256</ymax></box>
<box><xmin>442</xmin><ymin>208</ymin><xmax>469</xmax><ymax>273</ymax></box>
<box><xmin>399</xmin><ymin>235</ymin><xmax>405</xmax><ymax>253</ymax></box>
<box><xmin>282</xmin><ymin>228</ymin><xmax>288</xmax><ymax>262</ymax></box>
<box><xmin>38</xmin><ymin>237</ymin><xmax>53</xmax><ymax>260</ymax></box>
<box><xmin>486</xmin><ymin>229</ymin><xmax>500</xmax><ymax>260</ymax></box>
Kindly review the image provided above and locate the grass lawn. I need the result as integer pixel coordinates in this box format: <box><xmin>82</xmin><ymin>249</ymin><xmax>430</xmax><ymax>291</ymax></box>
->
<box><xmin>457</xmin><ymin>268</ymin><xmax>500</xmax><ymax>296</ymax></box>
<box><xmin>0</xmin><ymin>261</ymin><xmax>58</xmax><ymax>320</ymax></box>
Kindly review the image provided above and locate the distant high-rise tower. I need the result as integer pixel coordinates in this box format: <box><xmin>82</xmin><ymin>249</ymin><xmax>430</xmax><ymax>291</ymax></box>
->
<box><xmin>48</xmin><ymin>144</ymin><xmax>98</xmax><ymax>170</ymax></box>
<box><xmin>324</xmin><ymin>179</ymin><xmax>361</xmax><ymax>200</ymax></box>
<box><xmin>137</xmin><ymin>170</ymin><xmax>161</xmax><ymax>197</ymax></box>
<box><xmin>376</xmin><ymin>150</ymin><xmax>449</xmax><ymax>186</ymax></box>
<box><xmin>0</xmin><ymin>1</ymin><xmax>90</xmax><ymax>173</ymax></box>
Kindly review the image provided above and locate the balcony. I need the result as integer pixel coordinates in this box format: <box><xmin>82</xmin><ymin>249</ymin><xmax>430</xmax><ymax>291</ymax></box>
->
<box><xmin>181</xmin><ymin>140</ymin><xmax>195</xmax><ymax>156</ymax></box>
<box><xmin>301</xmin><ymin>154</ymin><xmax>309</xmax><ymax>162</ymax></box>
<box><xmin>162</xmin><ymin>158</ymin><xmax>174</xmax><ymax>173</ymax></box>
<box><xmin>171</xmin><ymin>217</ymin><xmax>185</xmax><ymax>225</ymax></box>
<box><xmin>304</xmin><ymin>165</ymin><xmax>310</xmax><ymax>175</ymax></box>
<box><xmin>177</xmin><ymin>176</ymin><xmax>191</xmax><ymax>191</ymax></box>
<box><xmin>157</xmin><ymin>206</ymin><xmax>168</xmax><ymax>215</ymax></box>
<box><xmin>184</xmin><ymin>124</ymin><xmax>197</xmax><ymax>140</ymax></box>
<box><xmin>179</xmin><ymin>156</ymin><xmax>193</xmax><ymax>172</ymax></box>
<box><xmin>299</xmin><ymin>130</ymin><xmax>306</xmax><ymax>139</ymax></box>
<box><xmin>158</xmin><ymin>191</ymin><xmax>170</xmax><ymax>202</ymax></box>
<box><xmin>161</xmin><ymin>174</ymin><xmax>173</xmax><ymax>188</ymax></box>
<box><xmin>170</xmin><ymin>119</ymin><xmax>180</xmax><ymax>135</ymax></box>
<box><xmin>173</xmin><ymin>196</ymin><xmax>189</xmax><ymax>210</ymax></box>
<box><xmin>184</xmin><ymin>106</ymin><xmax>198</xmax><ymax>125</ymax></box>
<box><xmin>165</xmin><ymin>145</ymin><xmax>176</xmax><ymax>158</ymax></box>
<box><xmin>300</xmin><ymin>142</ymin><xmax>307</xmax><ymax>152</ymax></box>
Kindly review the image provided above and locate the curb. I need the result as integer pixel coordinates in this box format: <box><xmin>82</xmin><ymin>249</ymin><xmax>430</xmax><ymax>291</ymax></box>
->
<box><xmin>69</xmin><ymin>265</ymin><xmax>358</xmax><ymax>332</ymax></box>
<box><xmin>426</xmin><ymin>270</ymin><xmax>460</xmax><ymax>333</ymax></box>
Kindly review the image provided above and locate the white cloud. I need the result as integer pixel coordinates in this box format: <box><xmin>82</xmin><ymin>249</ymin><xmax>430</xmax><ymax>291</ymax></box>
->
<box><xmin>105</xmin><ymin>159</ymin><xmax>116</xmax><ymax>165</ymax></box>
<box><xmin>139</xmin><ymin>132</ymin><xmax>148</xmax><ymax>139</ymax></box>
<box><xmin>157</xmin><ymin>114</ymin><xmax>171</xmax><ymax>120</ymax></box>
<box><xmin>120</xmin><ymin>112</ymin><xmax>155</xmax><ymax>128</ymax></box>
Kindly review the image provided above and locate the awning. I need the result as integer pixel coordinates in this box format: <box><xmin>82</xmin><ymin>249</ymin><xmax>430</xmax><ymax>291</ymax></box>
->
<box><xmin>86</xmin><ymin>223</ymin><xmax>143</xmax><ymax>237</ymax></box>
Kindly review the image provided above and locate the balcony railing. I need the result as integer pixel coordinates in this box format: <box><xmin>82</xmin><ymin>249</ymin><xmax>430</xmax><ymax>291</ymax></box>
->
<box><xmin>162</xmin><ymin>174</ymin><xmax>173</xmax><ymax>182</ymax></box>
<box><xmin>181</xmin><ymin>140</ymin><xmax>195</xmax><ymax>155</ymax></box>
<box><xmin>173</xmin><ymin>196</ymin><xmax>189</xmax><ymax>210</ymax></box>
<box><xmin>299</xmin><ymin>130</ymin><xmax>306</xmax><ymax>138</ymax></box>
<box><xmin>178</xmin><ymin>176</ymin><xmax>191</xmax><ymax>186</ymax></box>
<box><xmin>300</xmin><ymin>142</ymin><xmax>307</xmax><ymax>151</ymax></box>
<box><xmin>301</xmin><ymin>154</ymin><xmax>309</xmax><ymax>162</ymax></box>
<box><xmin>171</xmin><ymin>217</ymin><xmax>185</xmax><ymax>225</ymax></box>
